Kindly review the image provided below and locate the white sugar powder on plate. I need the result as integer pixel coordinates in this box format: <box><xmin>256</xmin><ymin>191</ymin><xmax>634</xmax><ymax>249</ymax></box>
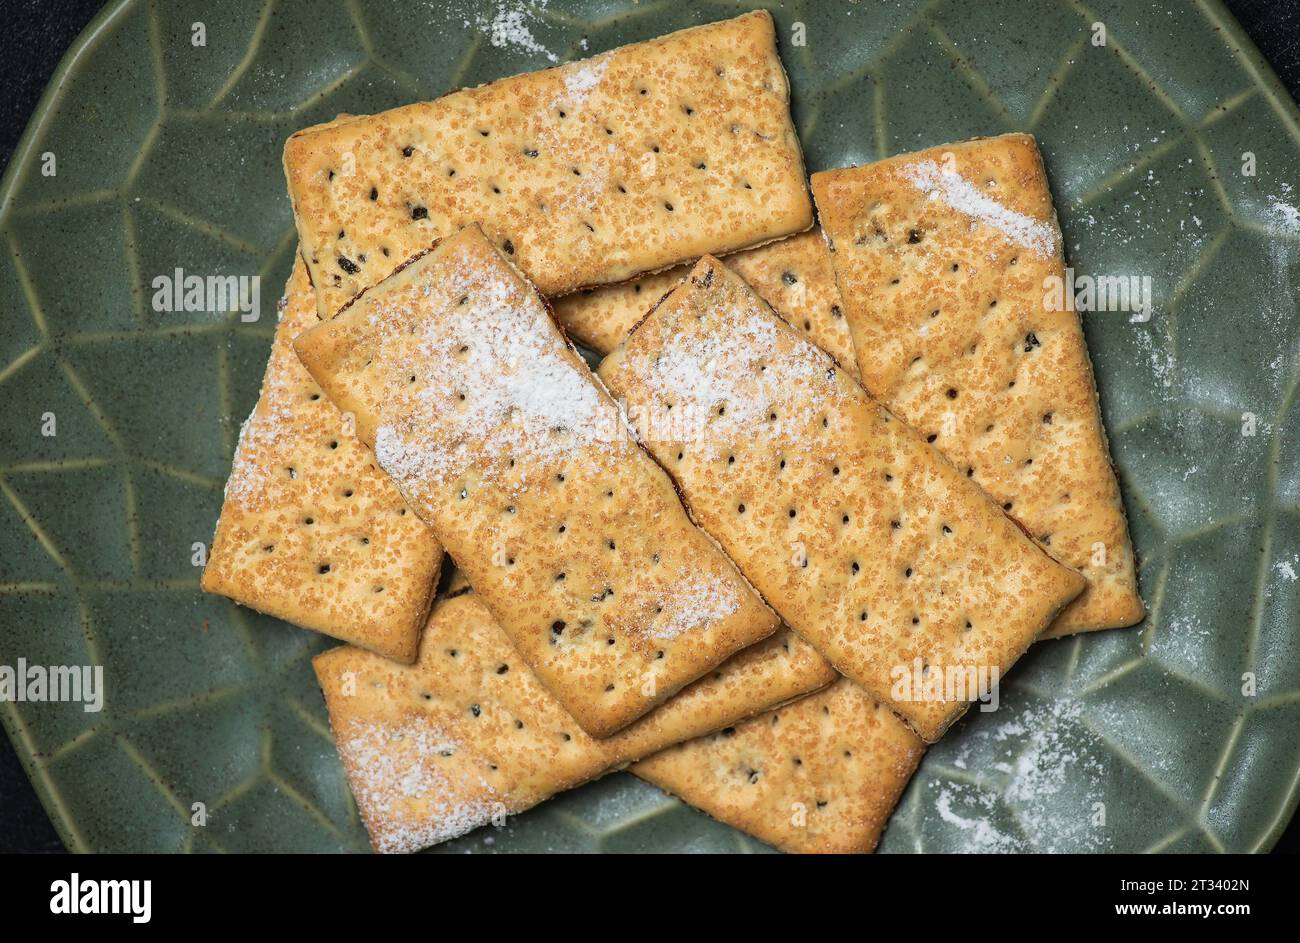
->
<box><xmin>472</xmin><ymin>1</ymin><xmax>558</xmax><ymax>63</ymax></box>
<box><xmin>1268</xmin><ymin>199</ymin><xmax>1300</xmax><ymax>234</ymax></box>
<box><xmin>929</xmin><ymin>695</ymin><xmax>1111</xmax><ymax>852</ymax></box>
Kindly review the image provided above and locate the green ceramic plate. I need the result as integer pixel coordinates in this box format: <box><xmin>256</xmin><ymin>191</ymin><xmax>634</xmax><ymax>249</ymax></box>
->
<box><xmin>1</xmin><ymin>0</ymin><xmax>1297</xmax><ymax>853</ymax></box>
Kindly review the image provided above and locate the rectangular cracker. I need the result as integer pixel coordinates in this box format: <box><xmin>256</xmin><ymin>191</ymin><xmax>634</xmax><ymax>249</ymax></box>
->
<box><xmin>633</xmin><ymin>678</ymin><xmax>924</xmax><ymax>853</ymax></box>
<box><xmin>201</xmin><ymin>256</ymin><xmax>441</xmax><ymax>662</ymax></box>
<box><xmin>553</xmin><ymin>229</ymin><xmax>858</xmax><ymax>374</ymax></box>
<box><xmin>283</xmin><ymin>10</ymin><xmax>812</xmax><ymax>318</ymax></box>
<box><xmin>294</xmin><ymin>225</ymin><xmax>780</xmax><ymax>737</ymax></box>
<box><xmin>812</xmin><ymin>134</ymin><xmax>1143</xmax><ymax>637</ymax></box>
<box><xmin>314</xmin><ymin>590</ymin><xmax>838</xmax><ymax>853</ymax></box>
<box><xmin>598</xmin><ymin>256</ymin><xmax>1085</xmax><ymax>740</ymax></box>
<box><xmin>607</xmin><ymin>620</ymin><xmax>838</xmax><ymax>764</ymax></box>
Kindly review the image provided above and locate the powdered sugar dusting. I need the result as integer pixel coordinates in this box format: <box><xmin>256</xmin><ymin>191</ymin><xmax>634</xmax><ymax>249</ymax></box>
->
<box><xmin>371</xmin><ymin>246</ymin><xmax>622</xmax><ymax>491</ymax></box>
<box><xmin>1257</xmin><ymin>183</ymin><xmax>1300</xmax><ymax>394</ymax></box>
<box><xmin>648</xmin><ymin>569</ymin><xmax>741</xmax><ymax>640</ymax></box>
<box><xmin>222</xmin><ymin>294</ymin><xmax>299</xmax><ymax>508</ymax></box>
<box><xmin>535</xmin><ymin>53</ymin><xmax>615</xmax><ymax>214</ymax></box>
<box><xmin>623</xmin><ymin>287</ymin><xmax>843</xmax><ymax>459</ymax></box>
<box><xmin>470</xmin><ymin>1</ymin><xmax>558</xmax><ymax>63</ymax></box>
<box><xmin>1268</xmin><ymin>192</ymin><xmax>1300</xmax><ymax>235</ymax></box>
<box><xmin>343</xmin><ymin>718</ymin><xmax>501</xmax><ymax>854</ymax></box>
<box><xmin>564</xmin><ymin>54</ymin><xmax>610</xmax><ymax>100</ymax></box>
<box><xmin>928</xmin><ymin>695</ymin><xmax>1112</xmax><ymax>852</ymax></box>
<box><xmin>934</xmin><ymin>784</ymin><xmax>1019</xmax><ymax>852</ymax></box>
<box><xmin>223</xmin><ymin>403</ymin><xmax>289</xmax><ymax>507</ymax></box>
<box><xmin>904</xmin><ymin>159</ymin><xmax>1059</xmax><ymax>257</ymax></box>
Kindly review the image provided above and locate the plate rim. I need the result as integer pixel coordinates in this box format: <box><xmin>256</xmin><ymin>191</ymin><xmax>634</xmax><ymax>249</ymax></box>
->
<box><xmin>0</xmin><ymin>0</ymin><xmax>1296</xmax><ymax>854</ymax></box>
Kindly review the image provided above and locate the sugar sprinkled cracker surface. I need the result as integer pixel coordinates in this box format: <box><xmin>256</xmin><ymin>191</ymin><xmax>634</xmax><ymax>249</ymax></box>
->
<box><xmin>201</xmin><ymin>257</ymin><xmax>441</xmax><ymax>662</ymax></box>
<box><xmin>315</xmin><ymin>591</ymin><xmax>837</xmax><ymax>853</ymax></box>
<box><xmin>283</xmin><ymin>11</ymin><xmax>811</xmax><ymax>318</ymax></box>
<box><xmin>294</xmin><ymin>226</ymin><xmax>779</xmax><ymax>737</ymax></box>
<box><xmin>812</xmin><ymin>134</ymin><xmax>1143</xmax><ymax>636</ymax></box>
<box><xmin>553</xmin><ymin>229</ymin><xmax>856</xmax><ymax>371</ymax></box>
<box><xmin>632</xmin><ymin>678</ymin><xmax>925</xmax><ymax>853</ymax></box>
<box><xmin>598</xmin><ymin>256</ymin><xmax>1085</xmax><ymax>741</ymax></box>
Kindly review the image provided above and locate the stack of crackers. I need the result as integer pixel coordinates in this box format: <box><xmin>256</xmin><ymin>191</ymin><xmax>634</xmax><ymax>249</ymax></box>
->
<box><xmin>202</xmin><ymin>12</ymin><xmax>1142</xmax><ymax>854</ymax></box>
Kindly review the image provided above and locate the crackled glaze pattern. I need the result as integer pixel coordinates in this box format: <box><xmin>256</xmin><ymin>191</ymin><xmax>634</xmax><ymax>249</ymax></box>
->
<box><xmin>0</xmin><ymin>0</ymin><xmax>1296</xmax><ymax>853</ymax></box>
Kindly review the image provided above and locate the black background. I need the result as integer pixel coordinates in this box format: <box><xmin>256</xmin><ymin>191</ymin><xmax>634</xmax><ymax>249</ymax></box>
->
<box><xmin>0</xmin><ymin>0</ymin><xmax>1296</xmax><ymax>854</ymax></box>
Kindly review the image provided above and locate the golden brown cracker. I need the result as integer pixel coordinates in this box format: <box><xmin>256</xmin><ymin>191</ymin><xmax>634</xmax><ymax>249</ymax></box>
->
<box><xmin>607</xmin><ymin>625</ymin><xmax>838</xmax><ymax>764</ymax></box>
<box><xmin>201</xmin><ymin>257</ymin><xmax>440</xmax><ymax>662</ymax></box>
<box><xmin>553</xmin><ymin>229</ymin><xmax>856</xmax><ymax>373</ymax></box>
<box><xmin>633</xmin><ymin>679</ymin><xmax>925</xmax><ymax>853</ymax></box>
<box><xmin>598</xmin><ymin>256</ymin><xmax>1084</xmax><ymax>740</ymax></box>
<box><xmin>315</xmin><ymin>592</ymin><xmax>835</xmax><ymax>852</ymax></box>
<box><xmin>284</xmin><ymin>11</ymin><xmax>811</xmax><ymax>317</ymax></box>
<box><xmin>812</xmin><ymin>134</ymin><xmax>1142</xmax><ymax>636</ymax></box>
<box><xmin>295</xmin><ymin>226</ymin><xmax>779</xmax><ymax>737</ymax></box>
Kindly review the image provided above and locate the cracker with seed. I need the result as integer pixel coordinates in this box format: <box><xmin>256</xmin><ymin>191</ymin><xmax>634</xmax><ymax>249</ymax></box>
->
<box><xmin>315</xmin><ymin>591</ymin><xmax>836</xmax><ymax>853</ymax></box>
<box><xmin>554</xmin><ymin>229</ymin><xmax>856</xmax><ymax>373</ymax></box>
<box><xmin>295</xmin><ymin>226</ymin><xmax>780</xmax><ymax>737</ymax></box>
<box><xmin>283</xmin><ymin>10</ymin><xmax>811</xmax><ymax>317</ymax></box>
<box><xmin>812</xmin><ymin>134</ymin><xmax>1143</xmax><ymax>637</ymax></box>
<box><xmin>598</xmin><ymin>256</ymin><xmax>1084</xmax><ymax>740</ymax></box>
<box><xmin>633</xmin><ymin>678</ymin><xmax>924</xmax><ymax>853</ymax></box>
<box><xmin>201</xmin><ymin>257</ymin><xmax>441</xmax><ymax>662</ymax></box>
